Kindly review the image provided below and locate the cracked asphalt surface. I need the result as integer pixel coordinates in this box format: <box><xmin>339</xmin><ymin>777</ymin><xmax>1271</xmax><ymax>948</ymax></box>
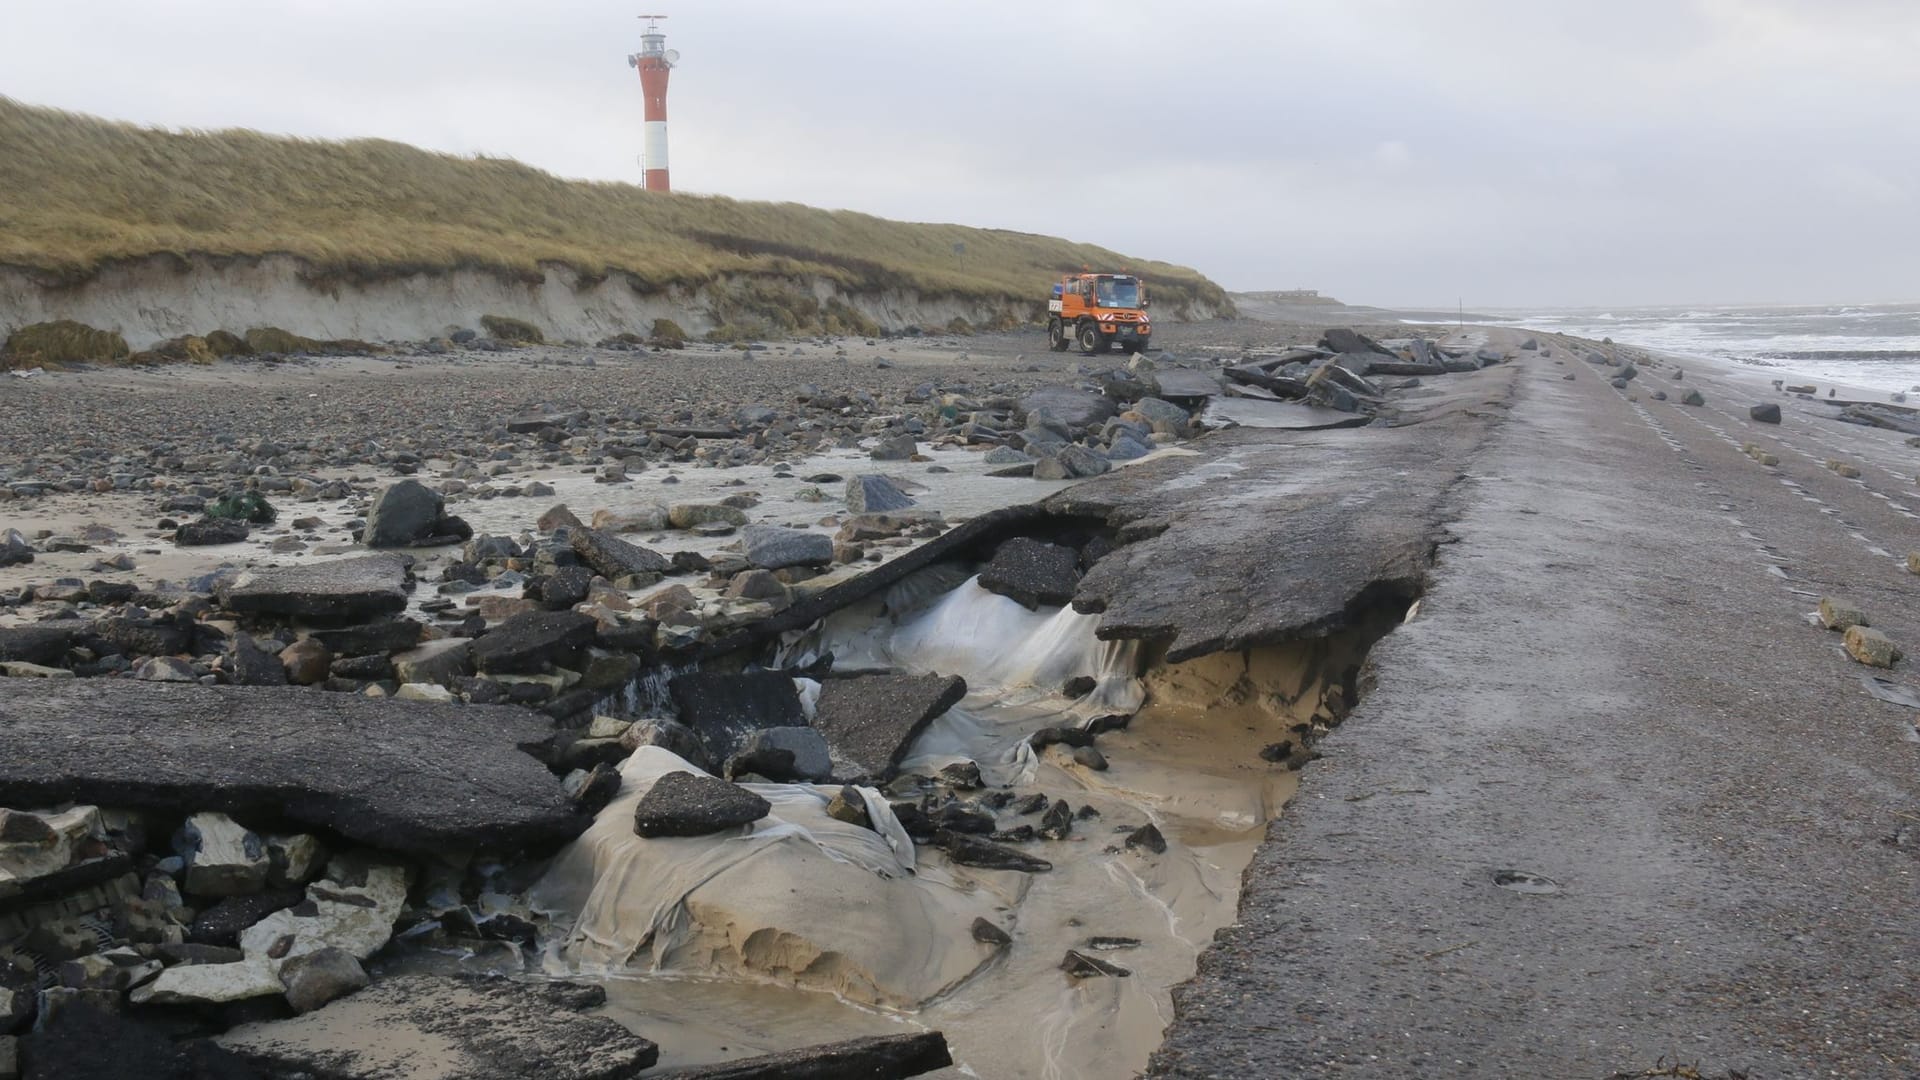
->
<box><xmin>1149</xmin><ymin>334</ymin><xmax>1920</xmax><ymax>1079</ymax></box>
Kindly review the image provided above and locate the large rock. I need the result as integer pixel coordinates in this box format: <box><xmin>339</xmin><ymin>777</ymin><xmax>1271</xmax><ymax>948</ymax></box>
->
<box><xmin>175</xmin><ymin>520</ymin><xmax>249</xmax><ymax>546</ymax></box>
<box><xmin>632</xmin><ymin>771</ymin><xmax>771</xmax><ymax>837</ymax></box>
<box><xmin>363</xmin><ymin>480</ymin><xmax>469</xmax><ymax>547</ymax></box>
<box><xmin>0</xmin><ymin>680</ymin><xmax>584</xmax><ymax>855</ymax></box>
<box><xmin>672</xmin><ymin>1032</ymin><xmax>953</xmax><ymax>1079</ymax></box>
<box><xmin>277</xmin><ymin>948</ymin><xmax>367</xmax><ymax>1015</ymax></box>
<box><xmin>176</xmin><ymin>812</ymin><xmax>269</xmax><ymax>897</ymax></box>
<box><xmin>0</xmin><ymin>529</ymin><xmax>33</xmax><ymax>568</ymax></box>
<box><xmin>1751</xmin><ymin>403</ymin><xmax>1782</xmax><ymax>423</ymax></box>
<box><xmin>470</xmin><ymin>610</ymin><xmax>597</xmax><ymax>674</ymax></box>
<box><xmin>978</xmin><ymin>538</ymin><xmax>1081</xmax><ymax>610</ymax></box>
<box><xmin>742</xmin><ymin>526</ymin><xmax>833</xmax><ymax>570</ymax></box>
<box><xmin>219</xmin><ymin>976</ymin><xmax>658</xmax><ymax>1080</ymax></box>
<box><xmin>569</xmin><ymin>528</ymin><xmax>670</xmax><ymax>580</ymax></box>
<box><xmin>1018</xmin><ymin>387</ymin><xmax>1118</xmax><ymax>433</ymax></box>
<box><xmin>668</xmin><ymin>669</ymin><xmax>806</xmax><ymax>765</ymax></box>
<box><xmin>217</xmin><ymin>555</ymin><xmax>410</xmax><ymax>622</ymax></box>
<box><xmin>812</xmin><ymin>673</ymin><xmax>968</xmax><ymax>778</ymax></box>
<box><xmin>362</xmin><ymin>479</ymin><xmax>443</xmax><ymax>547</ymax></box>
<box><xmin>845</xmin><ymin>475</ymin><xmax>917</xmax><ymax>514</ymax></box>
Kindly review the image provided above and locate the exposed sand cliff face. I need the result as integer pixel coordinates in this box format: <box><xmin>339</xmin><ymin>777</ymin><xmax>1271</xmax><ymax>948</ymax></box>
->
<box><xmin>0</xmin><ymin>255</ymin><xmax>1201</xmax><ymax>349</ymax></box>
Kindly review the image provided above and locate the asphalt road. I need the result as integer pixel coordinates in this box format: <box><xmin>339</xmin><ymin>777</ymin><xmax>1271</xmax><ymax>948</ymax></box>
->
<box><xmin>1148</xmin><ymin>339</ymin><xmax>1920</xmax><ymax>1078</ymax></box>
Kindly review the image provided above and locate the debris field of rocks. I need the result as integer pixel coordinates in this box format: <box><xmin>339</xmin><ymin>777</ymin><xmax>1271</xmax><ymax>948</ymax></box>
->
<box><xmin>0</xmin><ymin>324</ymin><xmax>1631</xmax><ymax>1078</ymax></box>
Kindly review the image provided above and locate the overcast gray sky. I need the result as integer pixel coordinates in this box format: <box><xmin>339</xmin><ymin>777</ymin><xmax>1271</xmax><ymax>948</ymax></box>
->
<box><xmin>6</xmin><ymin>1</ymin><xmax>1917</xmax><ymax>307</ymax></box>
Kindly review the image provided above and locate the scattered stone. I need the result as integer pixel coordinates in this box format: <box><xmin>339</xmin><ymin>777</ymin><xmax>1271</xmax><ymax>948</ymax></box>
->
<box><xmin>934</xmin><ymin>831</ymin><xmax>1052</xmax><ymax>873</ymax></box>
<box><xmin>569</xmin><ymin>528</ymin><xmax>669</xmax><ymax>580</ymax></box>
<box><xmin>845</xmin><ymin>475</ymin><xmax>916</xmax><ymax>514</ymax></box>
<box><xmin>1125</xmin><ymin>822</ymin><xmax>1167</xmax><ymax>855</ymax></box>
<box><xmin>277</xmin><ymin>947</ymin><xmax>368</xmax><ymax>1015</ymax></box>
<box><xmin>825</xmin><ymin>786</ymin><xmax>873</xmax><ymax>828</ymax></box>
<box><xmin>1818</xmin><ymin>598</ymin><xmax>1867</xmax><ymax>632</ymax></box>
<box><xmin>633</xmin><ymin>771</ymin><xmax>772</xmax><ymax>838</ymax></box>
<box><xmin>1750</xmin><ymin>403</ymin><xmax>1782</xmax><ymax>423</ymax></box>
<box><xmin>742</xmin><ymin>525</ymin><xmax>833</xmax><ymax>570</ymax></box>
<box><xmin>971</xmin><ymin>918</ymin><xmax>1012</xmax><ymax>947</ymax></box>
<box><xmin>1061</xmin><ymin>949</ymin><xmax>1131</xmax><ymax>979</ymax></box>
<box><xmin>174</xmin><ymin>520</ymin><xmax>249</xmax><ymax>546</ymax></box>
<box><xmin>1844</xmin><ymin>626</ymin><xmax>1901</xmax><ymax>668</ymax></box>
<box><xmin>668</xmin><ymin>503</ymin><xmax>749</xmax><ymax>530</ymax></box>
<box><xmin>1906</xmin><ymin>552</ymin><xmax>1920</xmax><ymax>576</ymax></box>
<box><xmin>812</xmin><ymin>673</ymin><xmax>968</xmax><ymax>778</ymax></box>
<box><xmin>1826</xmin><ymin>460</ymin><xmax>1862</xmax><ymax>479</ymax></box>
<box><xmin>870</xmin><ymin>433</ymin><xmax>917</xmax><ymax>461</ymax></box>
<box><xmin>133</xmin><ymin>657</ymin><xmax>197</xmax><ymax>682</ymax></box>
<box><xmin>1071</xmin><ymin>746</ymin><xmax>1109</xmax><ymax>771</ymax></box>
<box><xmin>1680</xmin><ymin>389</ymin><xmax>1705</xmax><ymax>407</ymax></box>
<box><xmin>272</xmin><ymin>639</ymin><xmax>331</xmax><ymax>686</ymax></box>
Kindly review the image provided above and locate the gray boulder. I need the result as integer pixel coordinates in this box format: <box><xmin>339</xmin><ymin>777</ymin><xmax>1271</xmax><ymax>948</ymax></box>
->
<box><xmin>278</xmin><ymin>947</ymin><xmax>368</xmax><ymax>1014</ymax></box>
<box><xmin>845</xmin><ymin>475</ymin><xmax>916</xmax><ymax>514</ymax></box>
<box><xmin>0</xmin><ymin>529</ymin><xmax>32</xmax><ymax>568</ymax></box>
<box><xmin>1018</xmin><ymin>387</ymin><xmax>1117</xmax><ymax>433</ymax></box>
<box><xmin>568</xmin><ymin>528</ymin><xmax>669</xmax><ymax>580</ymax></box>
<box><xmin>1318</xmin><ymin>328</ymin><xmax>1393</xmax><ymax>356</ymax></box>
<box><xmin>870</xmin><ymin>433</ymin><xmax>917</xmax><ymax>461</ymax></box>
<box><xmin>363</xmin><ymin>480</ymin><xmax>445</xmax><ymax>547</ymax></box>
<box><xmin>1751</xmin><ymin>403</ymin><xmax>1782</xmax><ymax>423</ymax></box>
<box><xmin>633</xmin><ymin>772</ymin><xmax>771</xmax><ymax>838</ymax></box>
<box><xmin>742</xmin><ymin>526</ymin><xmax>833</xmax><ymax>570</ymax></box>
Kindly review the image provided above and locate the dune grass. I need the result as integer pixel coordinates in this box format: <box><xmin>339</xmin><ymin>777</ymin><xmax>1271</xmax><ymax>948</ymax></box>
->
<box><xmin>0</xmin><ymin>97</ymin><xmax>1232</xmax><ymax>318</ymax></box>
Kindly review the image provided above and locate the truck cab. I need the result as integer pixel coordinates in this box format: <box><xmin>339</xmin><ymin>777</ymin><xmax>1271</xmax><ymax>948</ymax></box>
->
<box><xmin>1047</xmin><ymin>273</ymin><xmax>1151</xmax><ymax>355</ymax></box>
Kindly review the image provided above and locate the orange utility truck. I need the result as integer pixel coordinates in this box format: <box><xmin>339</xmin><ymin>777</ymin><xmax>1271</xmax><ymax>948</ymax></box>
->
<box><xmin>1047</xmin><ymin>273</ymin><xmax>1152</xmax><ymax>355</ymax></box>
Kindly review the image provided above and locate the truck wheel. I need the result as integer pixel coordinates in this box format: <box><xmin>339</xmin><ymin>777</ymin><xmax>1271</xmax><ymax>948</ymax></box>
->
<box><xmin>1077</xmin><ymin>321</ymin><xmax>1102</xmax><ymax>355</ymax></box>
<box><xmin>1048</xmin><ymin>318</ymin><xmax>1070</xmax><ymax>352</ymax></box>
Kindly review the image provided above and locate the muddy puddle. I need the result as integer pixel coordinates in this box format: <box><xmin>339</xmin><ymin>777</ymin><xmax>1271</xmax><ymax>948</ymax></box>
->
<box><xmin>395</xmin><ymin>565</ymin><xmax>1399</xmax><ymax>1077</ymax></box>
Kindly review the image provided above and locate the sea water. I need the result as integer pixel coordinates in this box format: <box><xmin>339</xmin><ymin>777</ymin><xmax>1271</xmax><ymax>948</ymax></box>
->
<box><xmin>1456</xmin><ymin>302</ymin><xmax>1920</xmax><ymax>394</ymax></box>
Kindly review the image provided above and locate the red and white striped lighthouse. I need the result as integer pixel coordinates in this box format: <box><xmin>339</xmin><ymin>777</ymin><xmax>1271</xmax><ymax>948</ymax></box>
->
<box><xmin>626</xmin><ymin>15</ymin><xmax>678</xmax><ymax>192</ymax></box>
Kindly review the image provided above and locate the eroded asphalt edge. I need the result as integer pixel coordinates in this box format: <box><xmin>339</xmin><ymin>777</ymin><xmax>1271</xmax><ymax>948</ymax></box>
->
<box><xmin>1148</xmin><ymin>350</ymin><xmax>1920</xmax><ymax>1078</ymax></box>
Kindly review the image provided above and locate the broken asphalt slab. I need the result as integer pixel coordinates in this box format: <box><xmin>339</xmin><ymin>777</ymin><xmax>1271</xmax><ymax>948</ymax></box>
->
<box><xmin>0</xmin><ymin>680</ymin><xmax>585</xmax><ymax>855</ymax></box>
<box><xmin>214</xmin><ymin>554</ymin><xmax>411</xmax><ymax>622</ymax></box>
<box><xmin>218</xmin><ymin>976</ymin><xmax>657</xmax><ymax>1079</ymax></box>
<box><xmin>1052</xmin><ymin>370</ymin><xmax>1516</xmax><ymax>661</ymax></box>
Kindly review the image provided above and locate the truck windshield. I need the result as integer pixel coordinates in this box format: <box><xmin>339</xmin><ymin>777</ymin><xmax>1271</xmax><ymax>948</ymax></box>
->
<box><xmin>1095</xmin><ymin>278</ymin><xmax>1140</xmax><ymax>308</ymax></box>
